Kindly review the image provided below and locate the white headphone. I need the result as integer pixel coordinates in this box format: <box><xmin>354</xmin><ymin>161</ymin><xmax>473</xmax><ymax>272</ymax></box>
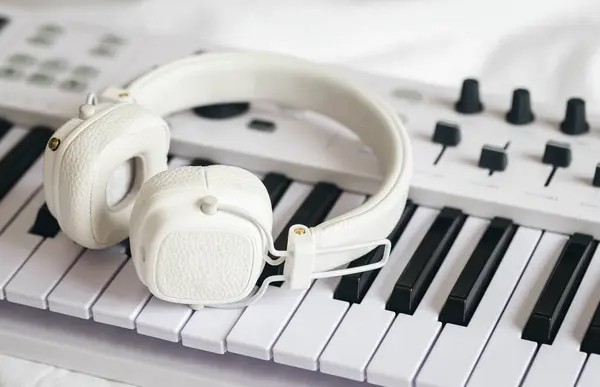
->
<box><xmin>42</xmin><ymin>51</ymin><xmax>413</xmax><ymax>309</ymax></box>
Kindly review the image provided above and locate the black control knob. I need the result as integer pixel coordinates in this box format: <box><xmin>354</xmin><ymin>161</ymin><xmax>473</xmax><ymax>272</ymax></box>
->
<box><xmin>455</xmin><ymin>78</ymin><xmax>483</xmax><ymax>114</ymax></box>
<box><xmin>432</xmin><ymin>121</ymin><xmax>461</xmax><ymax>146</ymax></box>
<box><xmin>192</xmin><ymin>102</ymin><xmax>250</xmax><ymax>119</ymax></box>
<box><xmin>593</xmin><ymin>164</ymin><xmax>600</xmax><ymax>187</ymax></box>
<box><xmin>478</xmin><ymin>145</ymin><xmax>508</xmax><ymax>172</ymax></box>
<box><xmin>506</xmin><ymin>88</ymin><xmax>534</xmax><ymax>125</ymax></box>
<box><xmin>560</xmin><ymin>98</ymin><xmax>589</xmax><ymax>135</ymax></box>
<box><xmin>542</xmin><ymin>140</ymin><xmax>571</xmax><ymax>168</ymax></box>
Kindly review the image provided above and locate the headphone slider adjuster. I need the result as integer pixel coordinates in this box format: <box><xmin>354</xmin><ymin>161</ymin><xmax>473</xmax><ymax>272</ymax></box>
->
<box><xmin>283</xmin><ymin>224</ymin><xmax>315</xmax><ymax>290</ymax></box>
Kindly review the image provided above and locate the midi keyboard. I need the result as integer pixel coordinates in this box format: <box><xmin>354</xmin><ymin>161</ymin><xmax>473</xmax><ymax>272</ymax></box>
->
<box><xmin>0</xmin><ymin>7</ymin><xmax>600</xmax><ymax>387</ymax></box>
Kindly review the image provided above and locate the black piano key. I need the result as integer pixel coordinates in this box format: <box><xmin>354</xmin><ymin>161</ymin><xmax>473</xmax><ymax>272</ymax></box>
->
<box><xmin>438</xmin><ymin>217</ymin><xmax>517</xmax><ymax>326</ymax></box>
<box><xmin>385</xmin><ymin>207</ymin><xmax>466</xmax><ymax>315</ymax></box>
<box><xmin>334</xmin><ymin>200</ymin><xmax>417</xmax><ymax>304</ymax></box>
<box><xmin>28</xmin><ymin>203</ymin><xmax>60</xmax><ymax>238</ymax></box>
<box><xmin>581</xmin><ymin>301</ymin><xmax>600</xmax><ymax>354</ymax></box>
<box><xmin>0</xmin><ymin>117</ymin><xmax>13</xmax><ymax>141</ymax></box>
<box><xmin>522</xmin><ymin>233</ymin><xmax>597</xmax><ymax>345</ymax></box>
<box><xmin>256</xmin><ymin>182</ymin><xmax>342</xmax><ymax>287</ymax></box>
<box><xmin>0</xmin><ymin>126</ymin><xmax>52</xmax><ymax>201</ymax></box>
<box><xmin>190</xmin><ymin>157</ymin><xmax>214</xmax><ymax>166</ymax></box>
<box><xmin>120</xmin><ymin>239</ymin><xmax>132</xmax><ymax>258</ymax></box>
<box><xmin>262</xmin><ymin>173</ymin><xmax>292</xmax><ymax>209</ymax></box>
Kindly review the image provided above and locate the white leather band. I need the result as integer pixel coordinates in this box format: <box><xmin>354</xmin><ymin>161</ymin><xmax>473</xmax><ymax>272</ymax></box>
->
<box><xmin>121</xmin><ymin>51</ymin><xmax>412</xmax><ymax>272</ymax></box>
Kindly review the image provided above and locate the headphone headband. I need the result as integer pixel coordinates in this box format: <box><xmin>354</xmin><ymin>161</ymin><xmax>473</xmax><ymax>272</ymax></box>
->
<box><xmin>105</xmin><ymin>51</ymin><xmax>413</xmax><ymax>273</ymax></box>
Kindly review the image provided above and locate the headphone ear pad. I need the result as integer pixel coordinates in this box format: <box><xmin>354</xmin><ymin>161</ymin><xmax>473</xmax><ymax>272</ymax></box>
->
<box><xmin>129</xmin><ymin>165</ymin><xmax>273</xmax><ymax>306</ymax></box>
<box><xmin>43</xmin><ymin>103</ymin><xmax>170</xmax><ymax>249</ymax></box>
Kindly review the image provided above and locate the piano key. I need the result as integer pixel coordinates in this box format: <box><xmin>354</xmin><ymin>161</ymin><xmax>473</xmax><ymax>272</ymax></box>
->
<box><xmin>520</xmin><ymin>243</ymin><xmax>600</xmax><ymax>387</ymax></box>
<box><xmin>439</xmin><ymin>217</ymin><xmax>517</xmax><ymax>326</ymax></box>
<box><xmin>4</xmin><ymin>228</ymin><xmax>85</xmax><ymax>309</ymax></box>
<box><xmin>576</xmin><ymin>355</ymin><xmax>600</xmax><ymax>387</ymax></box>
<box><xmin>28</xmin><ymin>203</ymin><xmax>59</xmax><ymax>238</ymax></box>
<box><xmin>0</xmin><ymin>116</ymin><xmax>13</xmax><ymax>140</ymax></box>
<box><xmin>225</xmin><ymin>190</ymin><xmax>357</xmax><ymax>361</ymax></box>
<box><xmin>189</xmin><ymin>157</ymin><xmax>213</xmax><ymax>166</ymax></box>
<box><xmin>415</xmin><ymin>226</ymin><xmax>541</xmax><ymax>387</ymax></box>
<box><xmin>135</xmin><ymin>296</ymin><xmax>193</xmax><ymax>342</ymax></box>
<box><xmin>47</xmin><ymin>246</ymin><xmax>128</xmax><ymax>319</ymax></box>
<box><xmin>180</xmin><ymin>179</ymin><xmax>310</xmax><ymax>354</ymax></box>
<box><xmin>262</xmin><ymin>172</ymin><xmax>292</xmax><ymax>208</ymax></box>
<box><xmin>0</xmin><ymin>129</ymin><xmax>42</xmax><ymax>233</ymax></box>
<box><xmin>334</xmin><ymin>200</ymin><xmax>417</xmax><ymax>304</ymax></box>
<box><xmin>467</xmin><ymin>232</ymin><xmax>568</xmax><ymax>387</ymax></box>
<box><xmin>385</xmin><ymin>207</ymin><xmax>466</xmax><ymax>314</ymax></box>
<box><xmin>91</xmin><ymin>157</ymin><xmax>189</xmax><ymax>329</ymax></box>
<box><xmin>0</xmin><ymin>126</ymin><xmax>52</xmax><ymax>202</ymax></box>
<box><xmin>0</xmin><ymin>190</ymin><xmax>45</xmax><ymax>299</ymax></box>
<box><xmin>318</xmin><ymin>206</ymin><xmax>440</xmax><ymax>381</ymax></box>
<box><xmin>272</xmin><ymin>199</ymin><xmax>418</xmax><ymax>371</ymax></box>
<box><xmin>366</xmin><ymin>216</ymin><xmax>489</xmax><ymax>387</ymax></box>
<box><xmin>256</xmin><ymin>182</ymin><xmax>342</xmax><ymax>286</ymax></box>
<box><xmin>581</xmin><ymin>300</ymin><xmax>600</xmax><ymax>354</ymax></box>
<box><xmin>522</xmin><ymin>233</ymin><xmax>597</xmax><ymax>345</ymax></box>
<box><xmin>91</xmin><ymin>260</ymin><xmax>151</xmax><ymax>329</ymax></box>
<box><xmin>0</xmin><ymin>126</ymin><xmax>27</xmax><ymax>168</ymax></box>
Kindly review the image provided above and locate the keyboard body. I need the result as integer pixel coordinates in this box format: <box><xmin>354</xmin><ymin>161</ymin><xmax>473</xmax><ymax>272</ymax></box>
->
<box><xmin>0</xmin><ymin>7</ymin><xmax>600</xmax><ymax>387</ymax></box>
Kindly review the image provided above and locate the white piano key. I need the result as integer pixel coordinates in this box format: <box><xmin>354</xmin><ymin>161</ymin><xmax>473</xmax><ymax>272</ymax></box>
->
<box><xmin>181</xmin><ymin>181</ymin><xmax>313</xmax><ymax>354</ymax></box>
<box><xmin>520</xmin><ymin>244</ymin><xmax>600</xmax><ymax>387</ymax></box>
<box><xmin>415</xmin><ymin>226</ymin><xmax>542</xmax><ymax>387</ymax></box>
<box><xmin>272</xmin><ymin>284</ymin><xmax>347</xmax><ymax>370</ymax></box>
<box><xmin>366</xmin><ymin>216</ymin><xmax>489</xmax><ymax>387</ymax></box>
<box><xmin>467</xmin><ymin>232</ymin><xmax>568</xmax><ymax>387</ymax></box>
<box><xmin>271</xmin><ymin>193</ymin><xmax>367</xmax><ymax>370</ymax></box>
<box><xmin>225</xmin><ymin>191</ymin><xmax>363</xmax><ymax>360</ymax></box>
<box><xmin>226</xmin><ymin>286</ymin><xmax>308</xmax><ymax>360</ymax></box>
<box><xmin>0</xmin><ymin>156</ymin><xmax>42</xmax><ymax>234</ymax></box>
<box><xmin>91</xmin><ymin>260</ymin><xmax>151</xmax><ymax>329</ymax></box>
<box><xmin>0</xmin><ymin>190</ymin><xmax>45</xmax><ymax>299</ymax></box>
<box><xmin>318</xmin><ymin>206</ymin><xmax>440</xmax><ymax>381</ymax></box>
<box><xmin>47</xmin><ymin>246</ymin><xmax>127</xmax><ymax>319</ymax></box>
<box><xmin>181</xmin><ymin>307</ymin><xmax>245</xmax><ymax>354</ymax></box>
<box><xmin>576</xmin><ymin>355</ymin><xmax>600</xmax><ymax>387</ymax></box>
<box><xmin>4</xmin><ymin>230</ymin><xmax>85</xmax><ymax>309</ymax></box>
<box><xmin>135</xmin><ymin>296</ymin><xmax>193</xmax><ymax>342</ymax></box>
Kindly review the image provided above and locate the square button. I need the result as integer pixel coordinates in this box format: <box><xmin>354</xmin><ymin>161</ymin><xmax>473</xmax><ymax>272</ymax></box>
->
<box><xmin>28</xmin><ymin>35</ymin><xmax>54</xmax><ymax>46</ymax></box>
<box><xmin>90</xmin><ymin>44</ymin><xmax>117</xmax><ymax>57</ymax></box>
<box><xmin>8</xmin><ymin>54</ymin><xmax>36</xmax><ymax>68</ymax></box>
<box><xmin>41</xmin><ymin>58</ymin><xmax>68</xmax><ymax>73</ymax></box>
<box><xmin>0</xmin><ymin>67</ymin><xmax>23</xmax><ymax>80</ymax></box>
<box><xmin>101</xmin><ymin>34</ymin><xmax>125</xmax><ymax>45</ymax></box>
<box><xmin>28</xmin><ymin>73</ymin><xmax>54</xmax><ymax>86</ymax></box>
<box><xmin>38</xmin><ymin>24</ymin><xmax>63</xmax><ymax>35</ymax></box>
<box><xmin>60</xmin><ymin>79</ymin><xmax>87</xmax><ymax>92</ymax></box>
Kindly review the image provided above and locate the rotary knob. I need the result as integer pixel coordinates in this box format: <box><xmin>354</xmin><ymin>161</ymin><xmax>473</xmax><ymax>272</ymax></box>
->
<box><xmin>560</xmin><ymin>98</ymin><xmax>589</xmax><ymax>135</ymax></box>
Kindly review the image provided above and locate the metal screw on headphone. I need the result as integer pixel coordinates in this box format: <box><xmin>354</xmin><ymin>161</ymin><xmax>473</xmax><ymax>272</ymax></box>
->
<box><xmin>48</xmin><ymin>137</ymin><xmax>60</xmax><ymax>151</ymax></box>
<box><xmin>294</xmin><ymin>227</ymin><xmax>306</xmax><ymax>235</ymax></box>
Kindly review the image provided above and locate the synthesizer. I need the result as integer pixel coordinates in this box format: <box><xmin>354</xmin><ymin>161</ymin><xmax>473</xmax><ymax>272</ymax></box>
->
<box><xmin>0</xmin><ymin>7</ymin><xmax>599</xmax><ymax>387</ymax></box>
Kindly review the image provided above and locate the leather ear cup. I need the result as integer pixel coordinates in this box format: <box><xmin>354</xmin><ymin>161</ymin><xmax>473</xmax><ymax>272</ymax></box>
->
<box><xmin>129</xmin><ymin>165</ymin><xmax>273</xmax><ymax>306</ymax></box>
<box><xmin>44</xmin><ymin>103</ymin><xmax>170</xmax><ymax>249</ymax></box>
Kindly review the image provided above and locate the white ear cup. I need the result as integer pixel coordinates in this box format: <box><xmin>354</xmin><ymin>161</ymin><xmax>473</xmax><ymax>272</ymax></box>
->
<box><xmin>43</xmin><ymin>103</ymin><xmax>170</xmax><ymax>249</ymax></box>
<box><xmin>129</xmin><ymin>165</ymin><xmax>273</xmax><ymax>306</ymax></box>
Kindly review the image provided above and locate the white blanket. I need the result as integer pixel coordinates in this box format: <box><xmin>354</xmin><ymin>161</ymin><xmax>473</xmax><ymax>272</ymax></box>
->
<box><xmin>1</xmin><ymin>0</ymin><xmax>599</xmax><ymax>386</ymax></box>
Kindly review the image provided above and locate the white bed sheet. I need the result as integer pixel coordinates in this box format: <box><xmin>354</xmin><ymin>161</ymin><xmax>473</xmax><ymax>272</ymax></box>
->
<box><xmin>0</xmin><ymin>0</ymin><xmax>599</xmax><ymax>386</ymax></box>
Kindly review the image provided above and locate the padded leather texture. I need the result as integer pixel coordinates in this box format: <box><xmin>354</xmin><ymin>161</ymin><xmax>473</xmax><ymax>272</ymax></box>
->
<box><xmin>124</xmin><ymin>51</ymin><xmax>412</xmax><ymax>272</ymax></box>
<box><xmin>129</xmin><ymin>165</ymin><xmax>272</xmax><ymax>305</ymax></box>
<box><xmin>45</xmin><ymin>102</ymin><xmax>170</xmax><ymax>249</ymax></box>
